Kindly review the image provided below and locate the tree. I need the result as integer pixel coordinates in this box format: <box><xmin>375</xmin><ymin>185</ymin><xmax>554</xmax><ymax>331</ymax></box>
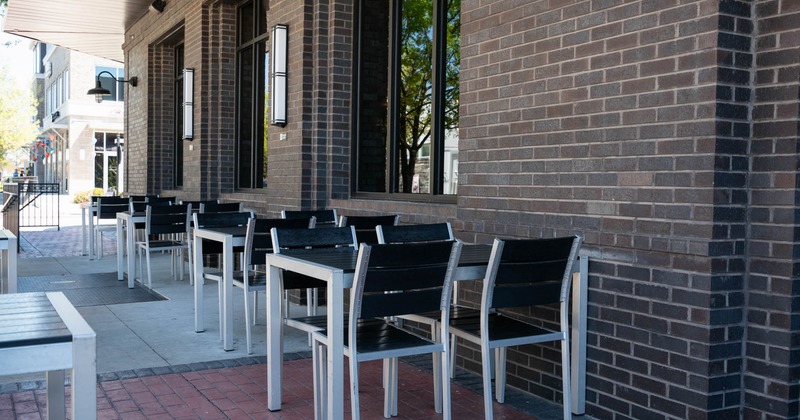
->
<box><xmin>0</xmin><ymin>67</ymin><xmax>40</xmax><ymax>170</ymax></box>
<box><xmin>397</xmin><ymin>0</ymin><xmax>460</xmax><ymax>193</ymax></box>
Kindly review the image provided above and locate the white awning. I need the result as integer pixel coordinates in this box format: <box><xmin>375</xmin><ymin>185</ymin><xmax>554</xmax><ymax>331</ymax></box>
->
<box><xmin>2</xmin><ymin>0</ymin><xmax>153</xmax><ymax>62</ymax></box>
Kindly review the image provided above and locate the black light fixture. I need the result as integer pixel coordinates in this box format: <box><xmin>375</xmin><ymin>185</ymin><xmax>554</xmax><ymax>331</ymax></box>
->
<box><xmin>87</xmin><ymin>71</ymin><xmax>138</xmax><ymax>103</ymax></box>
<box><xmin>149</xmin><ymin>0</ymin><xmax>166</xmax><ymax>13</ymax></box>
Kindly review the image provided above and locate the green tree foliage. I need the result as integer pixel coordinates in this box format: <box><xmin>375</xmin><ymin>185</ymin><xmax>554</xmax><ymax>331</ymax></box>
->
<box><xmin>0</xmin><ymin>67</ymin><xmax>40</xmax><ymax>169</ymax></box>
<box><xmin>398</xmin><ymin>0</ymin><xmax>460</xmax><ymax>193</ymax></box>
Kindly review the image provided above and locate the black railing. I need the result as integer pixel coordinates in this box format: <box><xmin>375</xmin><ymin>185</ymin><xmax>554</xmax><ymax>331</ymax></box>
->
<box><xmin>2</xmin><ymin>181</ymin><xmax>60</xmax><ymax>250</ymax></box>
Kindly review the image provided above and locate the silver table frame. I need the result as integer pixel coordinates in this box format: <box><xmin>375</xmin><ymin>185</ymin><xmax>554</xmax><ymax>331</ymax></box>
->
<box><xmin>265</xmin><ymin>245</ymin><xmax>589</xmax><ymax>418</ymax></box>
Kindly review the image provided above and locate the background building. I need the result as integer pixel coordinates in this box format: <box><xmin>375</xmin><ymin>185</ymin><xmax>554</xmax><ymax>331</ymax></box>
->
<box><xmin>35</xmin><ymin>43</ymin><xmax>126</xmax><ymax>195</ymax></box>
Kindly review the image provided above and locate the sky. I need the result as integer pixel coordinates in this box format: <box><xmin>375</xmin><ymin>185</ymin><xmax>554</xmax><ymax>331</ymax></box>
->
<box><xmin>0</xmin><ymin>14</ymin><xmax>35</xmax><ymax>87</ymax></box>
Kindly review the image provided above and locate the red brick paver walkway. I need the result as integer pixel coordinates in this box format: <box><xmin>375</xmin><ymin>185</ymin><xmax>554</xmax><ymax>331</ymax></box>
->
<box><xmin>0</xmin><ymin>360</ymin><xmax>539</xmax><ymax>419</ymax></box>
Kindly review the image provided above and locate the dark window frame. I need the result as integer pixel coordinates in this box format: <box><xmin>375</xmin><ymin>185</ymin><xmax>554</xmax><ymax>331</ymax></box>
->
<box><xmin>352</xmin><ymin>0</ymin><xmax>459</xmax><ymax>202</ymax></box>
<box><xmin>235</xmin><ymin>0</ymin><xmax>268</xmax><ymax>190</ymax></box>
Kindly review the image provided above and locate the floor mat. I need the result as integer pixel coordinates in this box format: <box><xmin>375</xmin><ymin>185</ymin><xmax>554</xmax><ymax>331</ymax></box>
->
<box><xmin>17</xmin><ymin>272</ymin><xmax>166</xmax><ymax>307</ymax></box>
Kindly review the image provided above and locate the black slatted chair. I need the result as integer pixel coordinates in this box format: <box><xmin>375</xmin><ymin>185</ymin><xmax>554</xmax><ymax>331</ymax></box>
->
<box><xmin>180</xmin><ymin>199</ymin><xmax>220</xmax><ymax>213</ymax></box>
<box><xmin>282</xmin><ymin>209</ymin><xmax>338</xmax><ymax>228</ymax></box>
<box><xmin>311</xmin><ymin>241</ymin><xmax>462</xmax><ymax>419</ymax></box>
<box><xmin>270</xmin><ymin>226</ymin><xmax>357</xmax><ymax>338</ymax></box>
<box><xmin>135</xmin><ymin>204</ymin><xmax>191</xmax><ymax>288</ymax></box>
<box><xmin>338</xmin><ymin>214</ymin><xmax>399</xmax><ymax>244</ymax></box>
<box><xmin>449</xmin><ymin>236</ymin><xmax>582</xmax><ymax>420</ymax></box>
<box><xmin>232</xmin><ymin>217</ymin><xmax>315</xmax><ymax>354</ymax></box>
<box><xmin>94</xmin><ymin>196</ymin><xmax>129</xmax><ymax>258</ymax></box>
<box><xmin>376</xmin><ymin>222</ymin><xmax>467</xmax><ymax>411</ymax></box>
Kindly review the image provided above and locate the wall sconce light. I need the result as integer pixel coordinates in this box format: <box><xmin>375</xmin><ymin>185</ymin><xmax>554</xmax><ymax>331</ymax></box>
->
<box><xmin>149</xmin><ymin>0</ymin><xmax>166</xmax><ymax>13</ymax></box>
<box><xmin>270</xmin><ymin>24</ymin><xmax>288</xmax><ymax>126</ymax></box>
<box><xmin>183</xmin><ymin>68</ymin><xmax>194</xmax><ymax>140</ymax></box>
<box><xmin>87</xmin><ymin>71</ymin><xmax>138</xmax><ymax>103</ymax></box>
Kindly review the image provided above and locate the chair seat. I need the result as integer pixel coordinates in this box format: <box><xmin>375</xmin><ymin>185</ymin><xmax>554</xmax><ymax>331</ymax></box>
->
<box><xmin>450</xmin><ymin>313</ymin><xmax>562</xmax><ymax>344</ymax></box>
<box><xmin>231</xmin><ymin>271</ymin><xmax>267</xmax><ymax>289</ymax></box>
<box><xmin>142</xmin><ymin>239</ymin><xmax>188</xmax><ymax>250</ymax></box>
<box><xmin>315</xmin><ymin>320</ymin><xmax>440</xmax><ymax>360</ymax></box>
<box><xmin>402</xmin><ymin>305</ymin><xmax>482</xmax><ymax>325</ymax></box>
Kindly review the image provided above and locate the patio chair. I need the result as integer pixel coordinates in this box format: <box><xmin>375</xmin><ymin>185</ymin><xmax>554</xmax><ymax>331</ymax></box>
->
<box><xmin>311</xmin><ymin>240</ymin><xmax>463</xmax><ymax>419</ymax></box>
<box><xmin>270</xmin><ymin>225</ymin><xmax>357</xmax><ymax>340</ymax></box>
<box><xmin>449</xmin><ymin>236</ymin><xmax>582</xmax><ymax>420</ymax></box>
<box><xmin>180</xmin><ymin>199</ymin><xmax>219</xmax><ymax>213</ymax></box>
<box><xmin>376</xmin><ymin>222</ymin><xmax>469</xmax><ymax>411</ymax></box>
<box><xmin>147</xmin><ymin>196</ymin><xmax>175</xmax><ymax>206</ymax></box>
<box><xmin>94</xmin><ymin>196</ymin><xmax>129</xmax><ymax>258</ymax></box>
<box><xmin>200</xmin><ymin>202</ymin><xmax>243</xmax><ymax>213</ymax></box>
<box><xmin>129</xmin><ymin>199</ymin><xmax>180</xmax><ymax>247</ymax></box>
<box><xmin>337</xmin><ymin>214</ymin><xmax>399</xmax><ymax>244</ymax></box>
<box><xmin>127</xmin><ymin>194</ymin><xmax>159</xmax><ymax>203</ymax></box>
<box><xmin>282</xmin><ymin>209</ymin><xmax>338</xmax><ymax>228</ymax></box>
<box><xmin>135</xmin><ymin>204</ymin><xmax>191</xmax><ymax>288</ymax></box>
<box><xmin>231</xmin><ymin>217</ymin><xmax>316</xmax><ymax>354</ymax></box>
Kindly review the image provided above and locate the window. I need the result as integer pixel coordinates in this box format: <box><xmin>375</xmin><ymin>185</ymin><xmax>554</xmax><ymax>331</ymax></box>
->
<box><xmin>355</xmin><ymin>0</ymin><xmax>460</xmax><ymax>196</ymax></box>
<box><xmin>56</xmin><ymin>75</ymin><xmax>62</xmax><ymax>106</ymax></box>
<box><xmin>93</xmin><ymin>131</ymin><xmax>122</xmax><ymax>192</ymax></box>
<box><xmin>174</xmin><ymin>44</ymin><xmax>185</xmax><ymax>188</ymax></box>
<box><xmin>63</xmin><ymin>70</ymin><xmax>69</xmax><ymax>102</ymax></box>
<box><xmin>235</xmin><ymin>0</ymin><xmax>268</xmax><ymax>189</ymax></box>
<box><xmin>45</xmin><ymin>86</ymin><xmax>51</xmax><ymax>115</ymax></box>
<box><xmin>95</xmin><ymin>67</ymin><xmax>126</xmax><ymax>102</ymax></box>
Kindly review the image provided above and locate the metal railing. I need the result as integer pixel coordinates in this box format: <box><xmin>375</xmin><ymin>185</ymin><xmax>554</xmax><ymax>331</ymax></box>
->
<box><xmin>2</xmin><ymin>181</ymin><xmax>60</xmax><ymax>250</ymax></box>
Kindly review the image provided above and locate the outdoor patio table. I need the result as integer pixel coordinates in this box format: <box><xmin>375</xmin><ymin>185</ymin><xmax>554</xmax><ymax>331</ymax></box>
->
<box><xmin>0</xmin><ymin>228</ymin><xmax>17</xmax><ymax>294</ymax></box>
<box><xmin>264</xmin><ymin>244</ymin><xmax>589</xmax><ymax>417</ymax></box>
<box><xmin>192</xmin><ymin>225</ymin><xmax>247</xmax><ymax>351</ymax></box>
<box><xmin>0</xmin><ymin>291</ymin><xmax>96</xmax><ymax>419</ymax></box>
<box><xmin>116</xmin><ymin>211</ymin><xmax>146</xmax><ymax>288</ymax></box>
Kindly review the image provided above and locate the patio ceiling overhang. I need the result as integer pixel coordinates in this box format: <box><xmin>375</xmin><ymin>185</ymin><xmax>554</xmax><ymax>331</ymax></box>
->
<box><xmin>2</xmin><ymin>0</ymin><xmax>154</xmax><ymax>63</ymax></box>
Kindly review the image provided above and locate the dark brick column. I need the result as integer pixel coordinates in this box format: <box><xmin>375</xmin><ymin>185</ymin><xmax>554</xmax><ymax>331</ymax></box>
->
<box><xmin>747</xmin><ymin>0</ymin><xmax>800</xmax><ymax>418</ymax></box>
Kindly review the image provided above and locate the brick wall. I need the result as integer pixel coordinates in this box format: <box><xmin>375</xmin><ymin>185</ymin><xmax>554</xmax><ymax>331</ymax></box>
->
<box><xmin>748</xmin><ymin>1</ymin><xmax>800</xmax><ymax>418</ymax></box>
<box><xmin>458</xmin><ymin>0</ymin><xmax>765</xmax><ymax>418</ymax></box>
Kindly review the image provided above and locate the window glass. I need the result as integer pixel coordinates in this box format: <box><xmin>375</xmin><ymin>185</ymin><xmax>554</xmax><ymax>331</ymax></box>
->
<box><xmin>356</xmin><ymin>0</ymin><xmax>459</xmax><ymax>196</ymax></box>
<box><xmin>236</xmin><ymin>0</ymin><xmax>268</xmax><ymax>189</ymax></box>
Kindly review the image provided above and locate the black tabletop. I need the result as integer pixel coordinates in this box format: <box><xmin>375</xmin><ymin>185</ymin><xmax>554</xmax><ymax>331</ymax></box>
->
<box><xmin>278</xmin><ymin>243</ymin><xmax>492</xmax><ymax>273</ymax></box>
<box><xmin>0</xmin><ymin>292</ymin><xmax>71</xmax><ymax>349</ymax></box>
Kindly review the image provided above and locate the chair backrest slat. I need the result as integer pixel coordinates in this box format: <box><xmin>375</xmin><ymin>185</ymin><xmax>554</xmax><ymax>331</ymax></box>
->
<box><xmin>352</xmin><ymin>241</ymin><xmax>461</xmax><ymax>320</ymax></box>
<box><xmin>97</xmin><ymin>197</ymin><xmax>129</xmax><ymax>220</ymax></box>
<box><xmin>200</xmin><ymin>202</ymin><xmax>243</xmax><ymax>213</ymax></box>
<box><xmin>282</xmin><ymin>209</ymin><xmax>337</xmax><ymax>227</ymax></box>
<box><xmin>485</xmin><ymin>236</ymin><xmax>581</xmax><ymax>311</ymax></box>
<box><xmin>271</xmin><ymin>226</ymin><xmax>357</xmax><ymax>251</ymax></box>
<box><xmin>377</xmin><ymin>222</ymin><xmax>453</xmax><ymax>244</ymax></box>
<box><xmin>192</xmin><ymin>211</ymin><xmax>253</xmax><ymax>256</ymax></box>
<box><xmin>127</xmin><ymin>194</ymin><xmax>158</xmax><ymax>203</ymax></box>
<box><xmin>247</xmin><ymin>217</ymin><xmax>314</xmax><ymax>265</ymax></box>
<box><xmin>146</xmin><ymin>204</ymin><xmax>190</xmax><ymax>236</ymax></box>
<box><xmin>339</xmin><ymin>214</ymin><xmax>399</xmax><ymax>244</ymax></box>
<box><xmin>192</xmin><ymin>211</ymin><xmax>252</xmax><ymax>229</ymax></box>
<box><xmin>338</xmin><ymin>215</ymin><xmax>399</xmax><ymax>229</ymax></box>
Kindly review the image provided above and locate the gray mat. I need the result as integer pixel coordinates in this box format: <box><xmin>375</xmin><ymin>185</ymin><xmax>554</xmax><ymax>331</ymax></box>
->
<box><xmin>17</xmin><ymin>272</ymin><xmax>167</xmax><ymax>307</ymax></box>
